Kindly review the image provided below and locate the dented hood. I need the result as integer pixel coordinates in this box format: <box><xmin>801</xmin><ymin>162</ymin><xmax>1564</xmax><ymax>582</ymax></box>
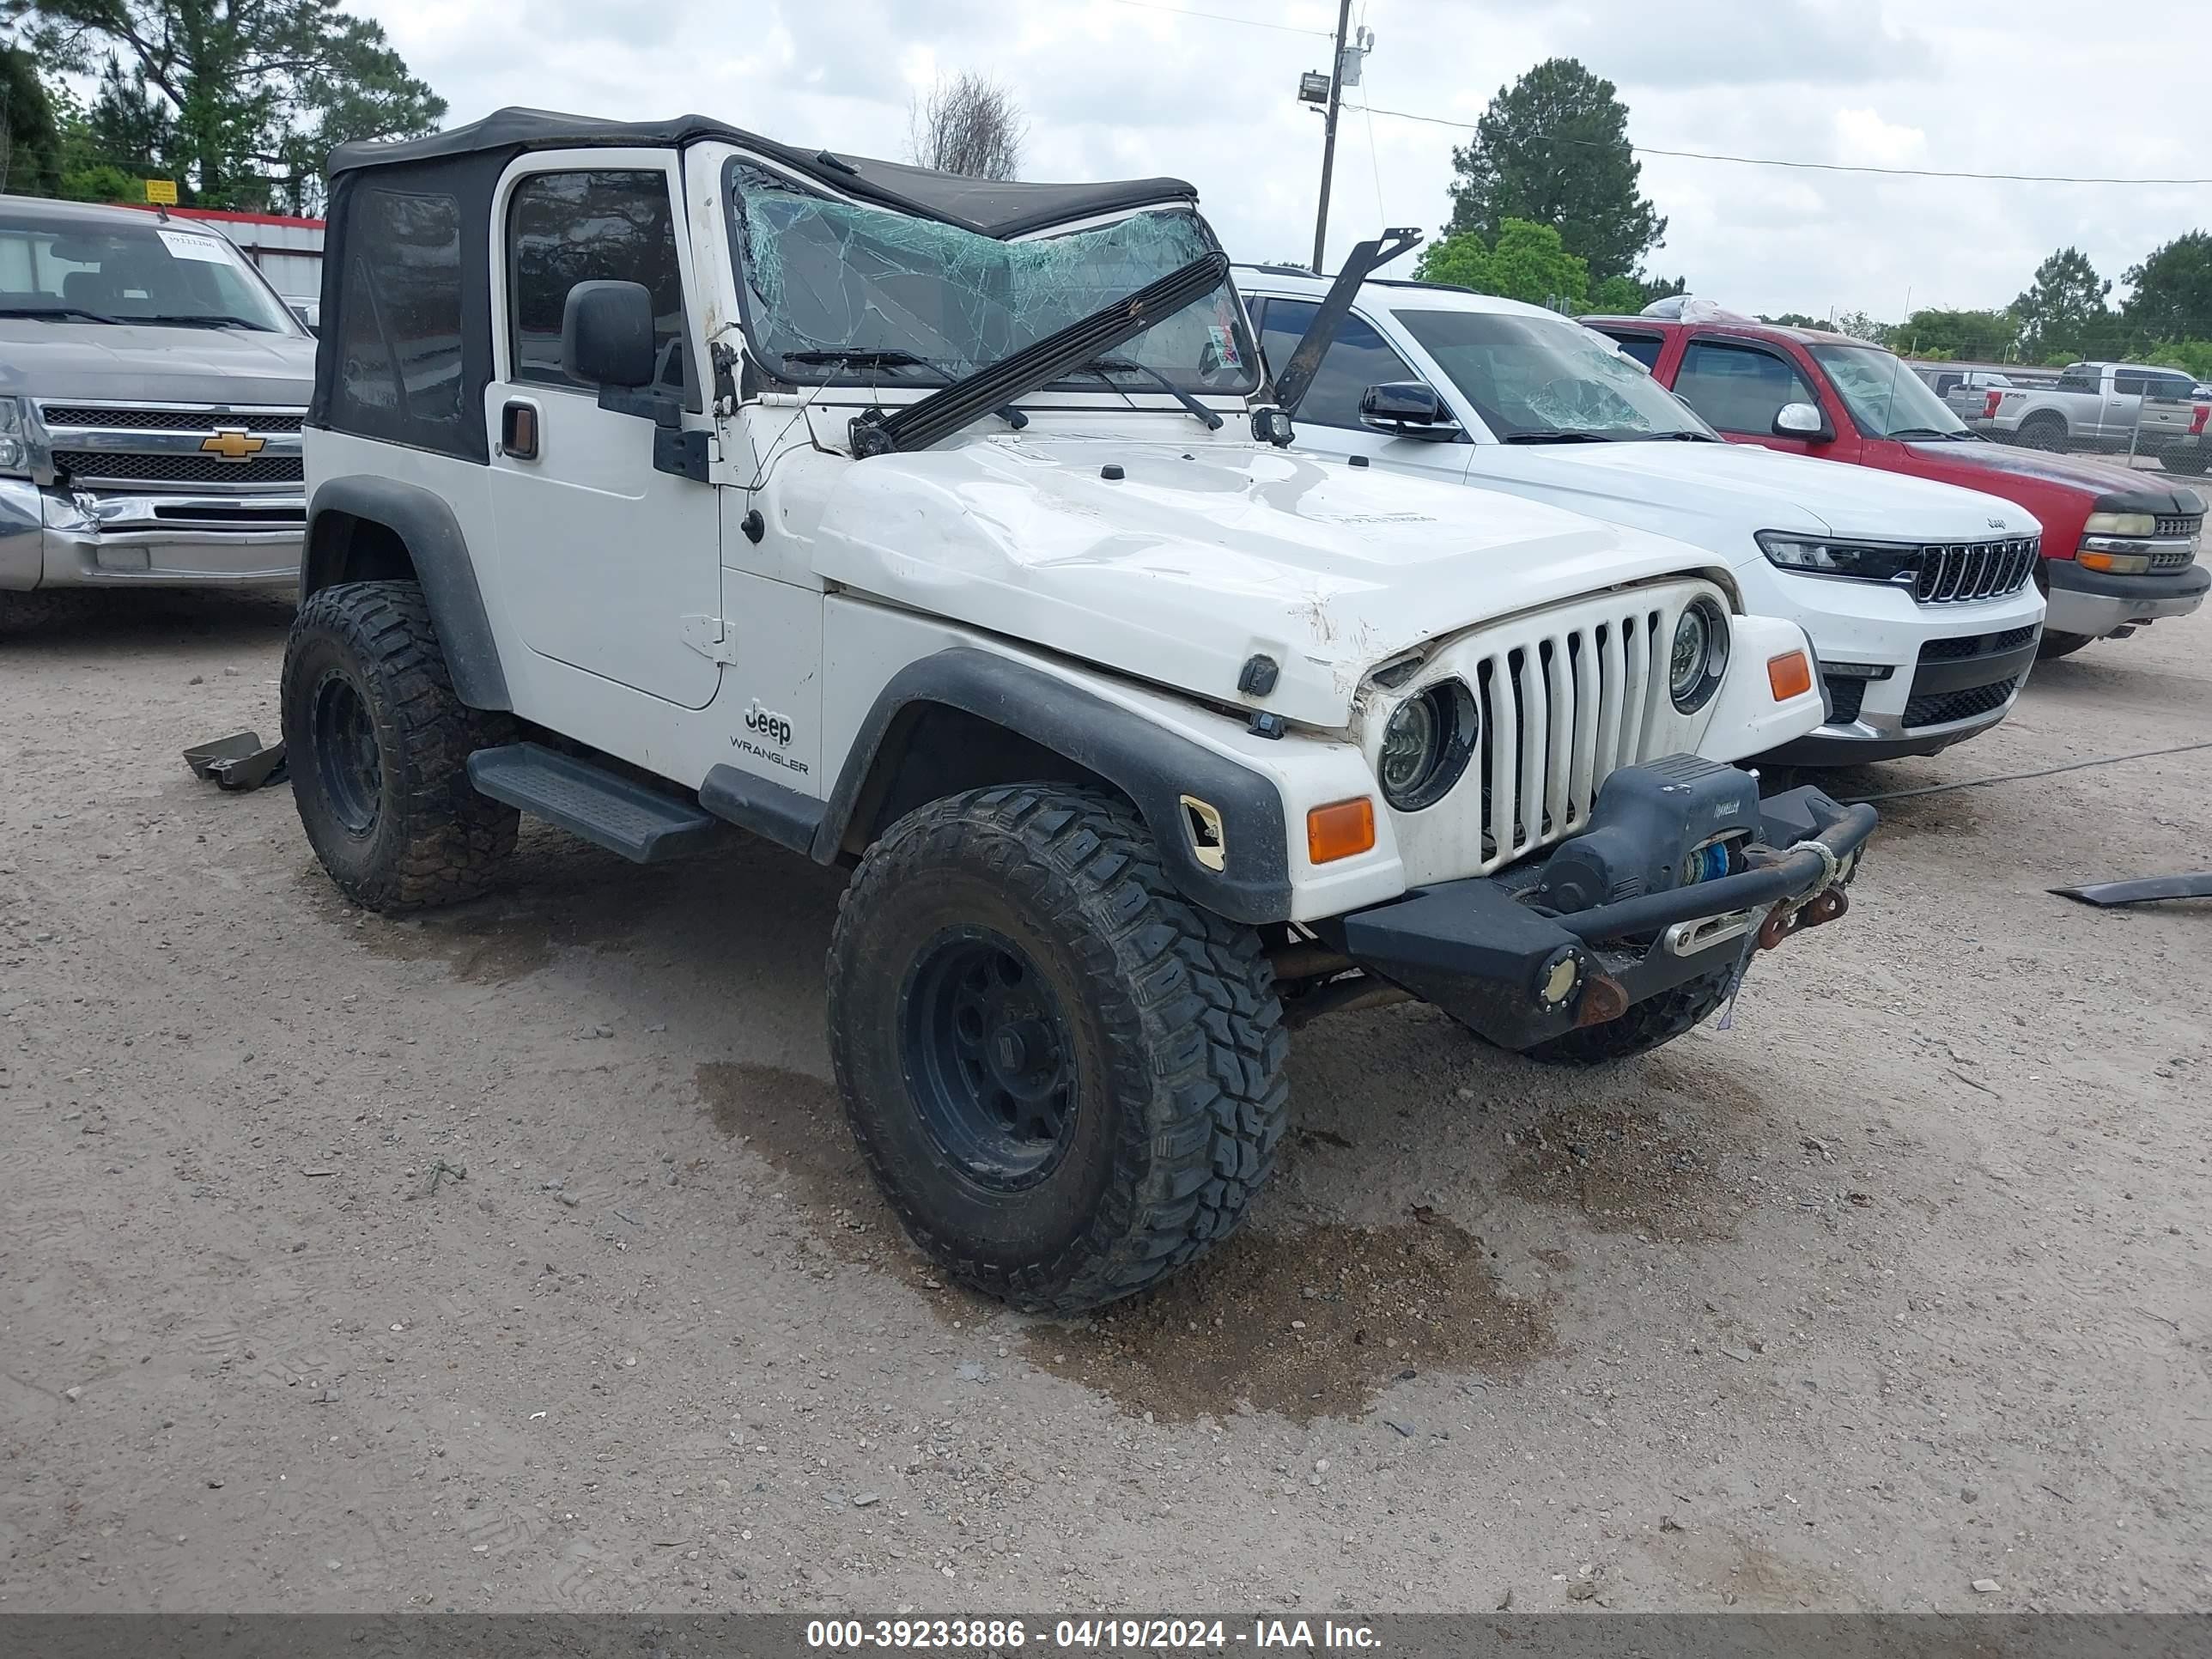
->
<box><xmin>806</xmin><ymin>428</ymin><xmax>1728</xmax><ymax>729</ymax></box>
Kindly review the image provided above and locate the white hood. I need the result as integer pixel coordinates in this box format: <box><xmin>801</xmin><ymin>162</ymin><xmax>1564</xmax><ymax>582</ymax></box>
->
<box><xmin>805</xmin><ymin>426</ymin><xmax>1733</xmax><ymax>729</ymax></box>
<box><xmin>1468</xmin><ymin>438</ymin><xmax>2045</xmax><ymax>556</ymax></box>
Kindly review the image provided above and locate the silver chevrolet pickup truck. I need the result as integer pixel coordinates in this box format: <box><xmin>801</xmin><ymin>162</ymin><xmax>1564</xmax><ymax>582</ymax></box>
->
<box><xmin>1</xmin><ymin>194</ymin><xmax>315</xmax><ymax>631</ymax></box>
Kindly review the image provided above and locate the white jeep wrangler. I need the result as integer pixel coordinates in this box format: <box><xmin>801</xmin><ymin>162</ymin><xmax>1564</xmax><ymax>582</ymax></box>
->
<box><xmin>288</xmin><ymin>110</ymin><xmax>1875</xmax><ymax>1313</ymax></box>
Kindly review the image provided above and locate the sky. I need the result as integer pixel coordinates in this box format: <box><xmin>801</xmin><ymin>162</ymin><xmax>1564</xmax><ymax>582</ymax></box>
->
<box><xmin>343</xmin><ymin>0</ymin><xmax>2212</xmax><ymax>324</ymax></box>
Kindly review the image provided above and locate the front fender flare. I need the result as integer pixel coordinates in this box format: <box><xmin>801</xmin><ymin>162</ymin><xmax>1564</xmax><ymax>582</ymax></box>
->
<box><xmin>822</xmin><ymin>649</ymin><xmax>1293</xmax><ymax>926</ymax></box>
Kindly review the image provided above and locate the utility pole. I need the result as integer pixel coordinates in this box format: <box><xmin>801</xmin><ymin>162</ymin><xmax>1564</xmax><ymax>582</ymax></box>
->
<box><xmin>1310</xmin><ymin>0</ymin><xmax>1356</xmax><ymax>275</ymax></box>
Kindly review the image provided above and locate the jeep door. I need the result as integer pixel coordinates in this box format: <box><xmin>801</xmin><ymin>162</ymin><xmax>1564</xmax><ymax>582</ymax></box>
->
<box><xmin>486</xmin><ymin>154</ymin><xmax>721</xmax><ymax>709</ymax></box>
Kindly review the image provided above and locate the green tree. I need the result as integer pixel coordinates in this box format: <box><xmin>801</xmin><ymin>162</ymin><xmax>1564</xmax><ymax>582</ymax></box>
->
<box><xmin>1894</xmin><ymin>307</ymin><xmax>2017</xmax><ymax>361</ymax></box>
<box><xmin>1417</xmin><ymin>217</ymin><xmax>1590</xmax><ymax>310</ymax></box>
<box><xmin>1442</xmin><ymin>58</ymin><xmax>1665</xmax><ymax>285</ymax></box>
<box><xmin>1759</xmin><ymin>312</ymin><xmax>1824</xmax><ymax>328</ymax></box>
<box><xmin>2140</xmin><ymin>338</ymin><xmax>2212</xmax><ymax>381</ymax></box>
<box><xmin>1831</xmin><ymin>308</ymin><xmax>1890</xmax><ymax>344</ymax></box>
<box><xmin>2</xmin><ymin>41</ymin><xmax>65</xmax><ymax>194</ymax></box>
<box><xmin>2012</xmin><ymin>246</ymin><xmax>2112</xmax><ymax>362</ymax></box>
<box><xmin>17</xmin><ymin>0</ymin><xmax>444</xmax><ymax>210</ymax></box>
<box><xmin>1588</xmin><ymin>274</ymin><xmax>1644</xmax><ymax>314</ymax></box>
<box><xmin>2122</xmin><ymin>231</ymin><xmax>2212</xmax><ymax>345</ymax></box>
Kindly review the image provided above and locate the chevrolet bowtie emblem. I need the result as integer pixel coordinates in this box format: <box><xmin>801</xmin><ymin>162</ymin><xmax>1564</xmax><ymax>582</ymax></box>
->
<box><xmin>201</xmin><ymin>428</ymin><xmax>265</xmax><ymax>462</ymax></box>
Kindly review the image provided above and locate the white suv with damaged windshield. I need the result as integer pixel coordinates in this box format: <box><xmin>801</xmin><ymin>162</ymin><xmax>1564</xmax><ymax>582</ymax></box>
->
<box><xmin>287</xmin><ymin>114</ymin><xmax>1876</xmax><ymax>1312</ymax></box>
<box><xmin>1235</xmin><ymin>270</ymin><xmax>2050</xmax><ymax>765</ymax></box>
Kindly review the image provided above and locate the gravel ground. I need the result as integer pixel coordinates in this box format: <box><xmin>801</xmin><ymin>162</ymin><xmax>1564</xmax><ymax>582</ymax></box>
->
<box><xmin>2</xmin><ymin>592</ymin><xmax>2207</xmax><ymax>1615</ymax></box>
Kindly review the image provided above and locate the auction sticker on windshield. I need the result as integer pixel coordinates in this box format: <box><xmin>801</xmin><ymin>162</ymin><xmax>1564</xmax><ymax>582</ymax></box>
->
<box><xmin>157</xmin><ymin>228</ymin><xmax>234</xmax><ymax>264</ymax></box>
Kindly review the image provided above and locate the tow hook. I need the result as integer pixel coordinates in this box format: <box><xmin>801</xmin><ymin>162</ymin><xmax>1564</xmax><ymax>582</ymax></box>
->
<box><xmin>1573</xmin><ymin>973</ymin><xmax>1632</xmax><ymax>1028</ymax></box>
<box><xmin>1757</xmin><ymin>885</ymin><xmax>1850</xmax><ymax>951</ymax></box>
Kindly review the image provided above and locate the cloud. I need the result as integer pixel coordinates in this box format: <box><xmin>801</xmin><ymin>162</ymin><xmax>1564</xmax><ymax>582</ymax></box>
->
<box><xmin>334</xmin><ymin>0</ymin><xmax>2212</xmax><ymax>322</ymax></box>
<box><xmin>1523</xmin><ymin>0</ymin><xmax>1934</xmax><ymax>88</ymax></box>
<box><xmin>1832</xmin><ymin>107</ymin><xmax>1925</xmax><ymax>167</ymax></box>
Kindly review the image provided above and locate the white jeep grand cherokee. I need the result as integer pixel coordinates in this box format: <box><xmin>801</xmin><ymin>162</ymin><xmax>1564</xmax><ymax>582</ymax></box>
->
<box><xmin>287</xmin><ymin>112</ymin><xmax>1875</xmax><ymax>1312</ymax></box>
<box><xmin>1234</xmin><ymin>269</ymin><xmax>2050</xmax><ymax>766</ymax></box>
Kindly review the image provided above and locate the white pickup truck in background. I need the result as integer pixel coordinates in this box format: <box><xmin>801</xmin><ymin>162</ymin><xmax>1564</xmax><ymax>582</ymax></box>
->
<box><xmin>1964</xmin><ymin>361</ymin><xmax>2211</xmax><ymax>473</ymax></box>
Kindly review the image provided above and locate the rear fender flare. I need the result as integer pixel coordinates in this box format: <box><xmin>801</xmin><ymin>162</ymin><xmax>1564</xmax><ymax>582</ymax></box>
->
<box><xmin>302</xmin><ymin>476</ymin><xmax>509</xmax><ymax>711</ymax></box>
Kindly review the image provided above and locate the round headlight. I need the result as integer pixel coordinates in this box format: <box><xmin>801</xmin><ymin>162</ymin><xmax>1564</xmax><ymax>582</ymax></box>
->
<box><xmin>1378</xmin><ymin>679</ymin><xmax>1477</xmax><ymax>811</ymax></box>
<box><xmin>1668</xmin><ymin>597</ymin><xmax>1729</xmax><ymax>714</ymax></box>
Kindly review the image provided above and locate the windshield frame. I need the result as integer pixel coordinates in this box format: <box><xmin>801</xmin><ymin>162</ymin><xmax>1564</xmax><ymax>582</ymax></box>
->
<box><xmin>1392</xmin><ymin>303</ymin><xmax>1717</xmax><ymax>443</ymax></box>
<box><xmin>720</xmin><ymin>151</ymin><xmax>1259</xmax><ymax>404</ymax></box>
<box><xmin>0</xmin><ymin>203</ymin><xmax>305</xmax><ymax>336</ymax></box>
<box><xmin>1808</xmin><ymin>341</ymin><xmax>1972</xmax><ymax>440</ymax></box>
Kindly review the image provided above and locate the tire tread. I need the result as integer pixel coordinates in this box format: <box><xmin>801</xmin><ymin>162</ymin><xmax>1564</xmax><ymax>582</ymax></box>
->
<box><xmin>826</xmin><ymin>785</ymin><xmax>1288</xmax><ymax>1315</ymax></box>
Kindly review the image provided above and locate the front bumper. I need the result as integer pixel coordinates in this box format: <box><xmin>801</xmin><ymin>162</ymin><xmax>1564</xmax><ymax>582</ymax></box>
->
<box><xmin>2043</xmin><ymin>556</ymin><xmax>2209</xmax><ymax>638</ymax></box>
<box><xmin>1325</xmin><ymin>781</ymin><xmax>1876</xmax><ymax>1052</ymax></box>
<box><xmin>1</xmin><ymin>478</ymin><xmax>303</xmax><ymax>592</ymax></box>
<box><xmin>1747</xmin><ymin>566</ymin><xmax>2045</xmax><ymax>765</ymax></box>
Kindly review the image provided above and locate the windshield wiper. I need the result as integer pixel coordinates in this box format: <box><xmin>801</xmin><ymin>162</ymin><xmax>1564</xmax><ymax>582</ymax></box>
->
<box><xmin>785</xmin><ymin>348</ymin><xmax>1028</xmax><ymax>428</ymax></box>
<box><xmin>850</xmin><ymin>252</ymin><xmax>1229</xmax><ymax>459</ymax></box>
<box><xmin>1640</xmin><ymin>429</ymin><xmax>1720</xmax><ymax>441</ymax></box>
<box><xmin>144</xmin><ymin>313</ymin><xmax>276</xmax><ymax>331</ymax></box>
<box><xmin>1502</xmin><ymin>430</ymin><xmax>1613</xmax><ymax>444</ymax></box>
<box><xmin>1070</xmin><ymin>357</ymin><xmax>1222</xmax><ymax>430</ymax></box>
<box><xmin>0</xmin><ymin>304</ymin><xmax>124</xmax><ymax>325</ymax></box>
<box><xmin>784</xmin><ymin>347</ymin><xmax>939</xmax><ymax>373</ymax></box>
<box><xmin>1887</xmin><ymin>426</ymin><xmax>1963</xmax><ymax>441</ymax></box>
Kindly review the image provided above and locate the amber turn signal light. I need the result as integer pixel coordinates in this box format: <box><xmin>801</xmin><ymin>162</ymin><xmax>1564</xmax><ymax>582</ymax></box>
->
<box><xmin>1766</xmin><ymin>650</ymin><xmax>1813</xmax><ymax>701</ymax></box>
<box><xmin>1306</xmin><ymin>797</ymin><xmax>1376</xmax><ymax>865</ymax></box>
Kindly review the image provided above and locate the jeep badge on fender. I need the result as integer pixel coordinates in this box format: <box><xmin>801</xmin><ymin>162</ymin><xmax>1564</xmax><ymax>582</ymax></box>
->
<box><xmin>744</xmin><ymin>700</ymin><xmax>793</xmax><ymax>750</ymax></box>
<box><xmin>283</xmin><ymin>106</ymin><xmax>1876</xmax><ymax>1318</ymax></box>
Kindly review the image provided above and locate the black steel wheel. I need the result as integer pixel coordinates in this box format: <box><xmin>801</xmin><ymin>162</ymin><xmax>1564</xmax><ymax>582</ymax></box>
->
<box><xmin>310</xmin><ymin>671</ymin><xmax>384</xmax><ymax>836</ymax></box>
<box><xmin>901</xmin><ymin>927</ymin><xmax>1079</xmax><ymax>1188</ymax></box>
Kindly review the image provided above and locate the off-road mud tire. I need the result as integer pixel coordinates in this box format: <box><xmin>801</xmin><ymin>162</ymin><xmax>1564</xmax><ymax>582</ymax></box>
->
<box><xmin>1522</xmin><ymin>966</ymin><xmax>1734</xmax><ymax>1066</ymax></box>
<box><xmin>2037</xmin><ymin>629</ymin><xmax>2095</xmax><ymax>661</ymax></box>
<box><xmin>826</xmin><ymin>785</ymin><xmax>1290</xmax><ymax>1314</ymax></box>
<box><xmin>282</xmin><ymin>580</ymin><xmax>517</xmax><ymax>912</ymax></box>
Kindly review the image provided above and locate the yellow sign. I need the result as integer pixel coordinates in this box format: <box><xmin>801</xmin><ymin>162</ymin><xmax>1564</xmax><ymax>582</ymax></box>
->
<box><xmin>200</xmin><ymin>430</ymin><xmax>266</xmax><ymax>462</ymax></box>
<box><xmin>144</xmin><ymin>179</ymin><xmax>179</xmax><ymax>205</ymax></box>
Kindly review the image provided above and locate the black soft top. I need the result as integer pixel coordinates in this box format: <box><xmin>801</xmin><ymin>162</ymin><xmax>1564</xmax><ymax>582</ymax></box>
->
<box><xmin>328</xmin><ymin>107</ymin><xmax>1197</xmax><ymax>240</ymax></box>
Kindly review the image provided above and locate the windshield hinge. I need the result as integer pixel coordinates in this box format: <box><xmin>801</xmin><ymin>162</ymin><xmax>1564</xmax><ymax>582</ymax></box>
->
<box><xmin>680</xmin><ymin>614</ymin><xmax>738</xmax><ymax>665</ymax></box>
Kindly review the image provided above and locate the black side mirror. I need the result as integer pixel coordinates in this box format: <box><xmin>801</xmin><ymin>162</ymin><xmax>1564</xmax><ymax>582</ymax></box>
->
<box><xmin>562</xmin><ymin>280</ymin><xmax>656</xmax><ymax>391</ymax></box>
<box><xmin>1360</xmin><ymin>381</ymin><xmax>1461</xmax><ymax>441</ymax></box>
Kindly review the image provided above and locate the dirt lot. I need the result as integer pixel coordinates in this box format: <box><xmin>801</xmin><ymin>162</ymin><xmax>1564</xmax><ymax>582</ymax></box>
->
<box><xmin>3</xmin><ymin>593</ymin><xmax>2207</xmax><ymax>1615</ymax></box>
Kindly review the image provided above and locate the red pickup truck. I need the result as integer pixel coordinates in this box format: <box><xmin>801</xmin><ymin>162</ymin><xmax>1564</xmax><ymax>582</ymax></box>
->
<box><xmin>1582</xmin><ymin>314</ymin><xmax>2210</xmax><ymax>660</ymax></box>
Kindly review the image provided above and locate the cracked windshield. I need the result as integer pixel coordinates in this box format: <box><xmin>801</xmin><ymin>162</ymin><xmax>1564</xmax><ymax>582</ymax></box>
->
<box><xmin>1396</xmin><ymin>308</ymin><xmax>1711</xmax><ymax>441</ymax></box>
<box><xmin>732</xmin><ymin>167</ymin><xmax>1255</xmax><ymax>397</ymax></box>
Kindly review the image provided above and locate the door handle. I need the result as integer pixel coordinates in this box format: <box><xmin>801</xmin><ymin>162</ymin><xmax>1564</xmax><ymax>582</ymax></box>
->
<box><xmin>501</xmin><ymin>400</ymin><xmax>540</xmax><ymax>461</ymax></box>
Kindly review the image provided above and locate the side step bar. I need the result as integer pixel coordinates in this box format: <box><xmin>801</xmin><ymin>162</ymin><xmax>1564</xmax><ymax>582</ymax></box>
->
<box><xmin>466</xmin><ymin>743</ymin><xmax>720</xmax><ymax>864</ymax></box>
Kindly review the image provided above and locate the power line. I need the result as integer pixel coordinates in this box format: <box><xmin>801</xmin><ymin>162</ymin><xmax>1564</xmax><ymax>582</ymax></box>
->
<box><xmin>1095</xmin><ymin>0</ymin><xmax>1334</xmax><ymax>37</ymax></box>
<box><xmin>1348</xmin><ymin>101</ymin><xmax>2212</xmax><ymax>186</ymax></box>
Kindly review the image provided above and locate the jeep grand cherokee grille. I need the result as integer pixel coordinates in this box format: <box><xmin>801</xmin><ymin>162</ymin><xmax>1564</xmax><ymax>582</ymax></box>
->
<box><xmin>40</xmin><ymin>405</ymin><xmax>304</xmax><ymax>434</ymax></box>
<box><xmin>52</xmin><ymin>451</ymin><xmax>304</xmax><ymax>486</ymax></box>
<box><xmin>1913</xmin><ymin>538</ymin><xmax>2039</xmax><ymax>603</ymax></box>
